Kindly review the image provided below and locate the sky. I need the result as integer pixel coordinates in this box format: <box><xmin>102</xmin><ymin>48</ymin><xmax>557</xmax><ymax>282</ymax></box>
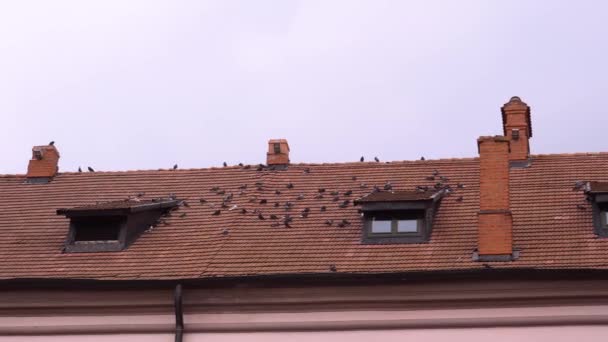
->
<box><xmin>1</xmin><ymin>0</ymin><xmax>607</xmax><ymax>174</ymax></box>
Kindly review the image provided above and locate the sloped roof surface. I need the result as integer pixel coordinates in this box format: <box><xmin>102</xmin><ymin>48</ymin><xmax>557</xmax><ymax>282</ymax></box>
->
<box><xmin>1</xmin><ymin>153</ymin><xmax>608</xmax><ymax>281</ymax></box>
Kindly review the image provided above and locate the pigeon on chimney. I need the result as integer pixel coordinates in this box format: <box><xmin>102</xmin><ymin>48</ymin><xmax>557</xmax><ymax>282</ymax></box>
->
<box><xmin>87</xmin><ymin>167</ymin><xmax>95</xmax><ymax>172</ymax></box>
<box><xmin>49</xmin><ymin>141</ymin><xmax>55</xmax><ymax>146</ymax></box>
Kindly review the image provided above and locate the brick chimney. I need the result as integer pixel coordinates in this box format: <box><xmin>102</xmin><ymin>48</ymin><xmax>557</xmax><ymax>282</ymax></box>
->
<box><xmin>26</xmin><ymin>144</ymin><xmax>60</xmax><ymax>183</ymax></box>
<box><xmin>501</xmin><ymin>96</ymin><xmax>532</xmax><ymax>164</ymax></box>
<box><xmin>476</xmin><ymin>136</ymin><xmax>514</xmax><ymax>261</ymax></box>
<box><xmin>266</xmin><ymin>139</ymin><xmax>289</xmax><ymax>167</ymax></box>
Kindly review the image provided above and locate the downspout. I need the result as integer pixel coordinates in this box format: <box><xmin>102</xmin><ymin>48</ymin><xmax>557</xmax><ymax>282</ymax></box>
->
<box><xmin>174</xmin><ymin>283</ymin><xmax>184</xmax><ymax>342</ymax></box>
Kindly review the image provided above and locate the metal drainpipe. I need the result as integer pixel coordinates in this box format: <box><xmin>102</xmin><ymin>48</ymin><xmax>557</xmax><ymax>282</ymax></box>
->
<box><xmin>174</xmin><ymin>283</ymin><xmax>184</xmax><ymax>342</ymax></box>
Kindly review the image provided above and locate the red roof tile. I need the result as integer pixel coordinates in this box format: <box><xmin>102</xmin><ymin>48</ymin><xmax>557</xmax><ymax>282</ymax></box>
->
<box><xmin>1</xmin><ymin>153</ymin><xmax>608</xmax><ymax>281</ymax></box>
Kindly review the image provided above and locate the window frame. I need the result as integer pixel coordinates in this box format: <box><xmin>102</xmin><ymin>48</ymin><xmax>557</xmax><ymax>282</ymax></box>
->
<box><xmin>362</xmin><ymin>209</ymin><xmax>430</xmax><ymax>244</ymax></box>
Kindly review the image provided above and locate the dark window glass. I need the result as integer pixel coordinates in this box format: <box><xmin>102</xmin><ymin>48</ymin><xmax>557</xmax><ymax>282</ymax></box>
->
<box><xmin>273</xmin><ymin>143</ymin><xmax>281</xmax><ymax>154</ymax></box>
<box><xmin>74</xmin><ymin>217</ymin><xmax>121</xmax><ymax>242</ymax></box>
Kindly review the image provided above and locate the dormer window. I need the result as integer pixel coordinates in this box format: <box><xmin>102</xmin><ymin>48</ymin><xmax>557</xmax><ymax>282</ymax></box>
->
<box><xmin>586</xmin><ymin>182</ymin><xmax>608</xmax><ymax>237</ymax></box>
<box><xmin>57</xmin><ymin>199</ymin><xmax>179</xmax><ymax>253</ymax></box>
<box><xmin>355</xmin><ymin>191</ymin><xmax>445</xmax><ymax>244</ymax></box>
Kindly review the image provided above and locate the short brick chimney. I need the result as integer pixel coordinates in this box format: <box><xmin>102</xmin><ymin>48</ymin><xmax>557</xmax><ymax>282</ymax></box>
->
<box><xmin>501</xmin><ymin>96</ymin><xmax>532</xmax><ymax>164</ymax></box>
<box><xmin>476</xmin><ymin>136</ymin><xmax>514</xmax><ymax>261</ymax></box>
<box><xmin>26</xmin><ymin>144</ymin><xmax>60</xmax><ymax>182</ymax></box>
<box><xmin>266</xmin><ymin>139</ymin><xmax>290</xmax><ymax>167</ymax></box>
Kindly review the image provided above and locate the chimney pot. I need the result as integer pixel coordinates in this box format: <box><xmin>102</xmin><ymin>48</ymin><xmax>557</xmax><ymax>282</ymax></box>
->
<box><xmin>266</xmin><ymin>139</ymin><xmax>290</xmax><ymax>166</ymax></box>
<box><xmin>26</xmin><ymin>144</ymin><xmax>60</xmax><ymax>182</ymax></box>
<box><xmin>501</xmin><ymin>96</ymin><xmax>532</xmax><ymax>162</ymax></box>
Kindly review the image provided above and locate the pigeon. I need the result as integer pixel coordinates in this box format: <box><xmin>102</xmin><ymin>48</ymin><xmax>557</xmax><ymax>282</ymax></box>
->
<box><xmin>577</xmin><ymin>204</ymin><xmax>586</xmax><ymax>210</ymax></box>
<box><xmin>318</xmin><ymin>188</ymin><xmax>326</xmax><ymax>193</ymax></box>
<box><xmin>416</xmin><ymin>185</ymin><xmax>429</xmax><ymax>192</ymax></box>
<box><xmin>136</xmin><ymin>192</ymin><xmax>145</xmax><ymax>198</ymax></box>
<box><xmin>168</xmin><ymin>193</ymin><xmax>177</xmax><ymax>200</ymax></box>
<box><xmin>260</xmin><ymin>199</ymin><xmax>267</xmax><ymax>204</ymax></box>
<box><xmin>420</xmin><ymin>156</ymin><xmax>425</xmax><ymax>160</ymax></box>
<box><xmin>258</xmin><ymin>213</ymin><xmax>265</xmax><ymax>220</ymax></box>
<box><xmin>87</xmin><ymin>167</ymin><xmax>95</xmax><ymax>172</ymax></box>
<box><xmin>456</xmin><ymin>196</ymin><xmax>464</xmax><ymax>202</ymax></box>
<box><xmin>49</xmin><ymin>141</ymin><xmax>55</xmax><ymax>146</ymax></box>
<box><xmin>374</xmin><ymin>157</ymin><xmax>380</xmax><ymax>162</ymax></box>
<box><xmin>339</xmin><ymin>200</ymin><xmax>350</xmax><ymax>208</ymax></box>
<box><xmin>270</xmin><ymin>214</ymin><xmax>278</xmax><ymax>220</ymax></box>
<box><xmin>303</xmin><ymin>207</ymin><xmax>310</xmax><ymax>213</ymax></box>
<box><xmin>173</xmin><ymin>164</ymin><xmax>178</xmax><ymax>170</ymax></box>
<box><xmin>223</xmin><ymin>162</ymin><xmax>227</xmax><ymax>167</ymax></box>
<box><xmin>329</xmin><ymin>264</ymin><xmax>337</xmax><ymax>272</ymax></box>
<box><xmin>332</xmin><ymin>196</ymin><xmax>340</xmax><ymax>202</ymax></box>
<box><xmin>573</xmin><ymin>181</ymin><xmax>586</xmax><ymax>191</ymax></box>
<box><xmin>457</xmin><ymin>183</ymin><xmax>465</xmax><ymax>189</ymax></box>
<box><xmin>286</xmin><ymin>182</ymin><xmax>294</xmax><ymax>189</ymax></box>
<box><xmin>256</xmin><ymin>165</ymin><xmax>264</xmax><ymax>172</ymax></box>
<box><xmin>320</xmin><ymin>206</ymin><xmax>327</xmax><ymax>212</ymax></box>
<box><xmin>275</xmin><ymin>190</ymin><xmax>282</xmax><ymax>195</ymax></box>
<box><xmin>181</xmin><ymin>200</ymin><xmax>190</xmax><ymax>207</ymax></box>
<box><xmin>352</xmin><ymin>176</ymin><xmax>357</xmax><ymax>181</ymax></box>
<box><xmin>211</xmin><ymin>186</ymin><xmax>220</xmax><ymax>192</ymax></box>
<box><xmin>314</xmin><ymin>194</ymin><xmax>324</xmax><ymax>199</ymax></box>
<box><xmin>432</xmin><ymin>169</ymin><xmax>439</xmax><ymax>176</ymax></box>
<box><xmin>372</xmin><ymin>185</ymin><xmax>381</xmax><ymax>193</ymax></box>
<box><xmin>325</xmin><ymin>219</ymin><xmax>334</xmax><ymax>226</ymax></box>
<box><xmin>384</xmin><ymin>182</ymin><xmax>392</xmax><ymax>191</ymax></box>
<box><xmin>425</xmin><ymin>176</ymin><xmax>435</xmax><ymax>181</ymax></box>
<box><xmin>360</xmin><ymin>156</ymin><xmax>364</xmax><ymax>162</ymax></box>
<box><xmin>284</xmin><ymin>201</ymin><xmax>293</xmax><ymax>210</ymax></box>
<box><xmin>78</xmin><ymin>167</ymin><xmax>82</xmax><ymax>173</ymax></box>
<box><xmin>222</xmin><ymin>228</ymin><xmax>230</xmax><ymax>236</ymax></box>
<box><xmin>240</xmin><ymin>208</ymin><xmax>247</xmax><ymax>214</ymax></box>
<box><xmin>344</xmin><ymin>190</ymin><xmax>352</xmax><ymax>196</ymax></box>
<box><xmin>303</xmin><ymin>168</ymin><xmax>311</xmax><ymax>174</ymax></box>
<box><xmin>301</xmin><ymin>211</ymin><xmax>309</xmax><ymax>218</ymax></box>
<box><xmin>330</xmin><ymin>191</ymin><xmax>339</xmax><ymax>196</ymax></box>
<box><xmin>274</xmin><ymin>202</ymin><xmax>280</xmax><ymax>207</ymax></box>
<box><xmin>179</xmin><ymin>212</ymin><xmax>187</xmax><ymax>218</ymax></box>
<box><xmin>212</xmin><ymin>210</ymin><xmax>221</xmax><ymax>216</ymax></box>
<box><xmin>239</xmin><ymin>184</ymin><xmax>248</xmax><ymax>190</ymax></box>
<box><xmin>296</xmin><ymin>194</ymin><xmax>305</xmax><ymax>200</ymax></box>
<box><xmin>238</xmin><ymin>163</ymin><xmax>243</xmax><ymax>167</ymax></box>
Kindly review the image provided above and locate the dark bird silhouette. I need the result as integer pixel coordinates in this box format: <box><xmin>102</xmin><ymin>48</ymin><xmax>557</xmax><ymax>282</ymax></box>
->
<box><xmin>372</xmin><ymin>185</ymin><xmax>381</xmax><ymax>193</ymax></box>
<box><xmin>330</xmin><ymin>191</ymin><xmax>339</xmax><ymax>196</ymax></box>
<box><xmin>303</xmin><ymin>167</ymin><xmax>311</xmax><ymax>174</ymax></box>
<box><xmin>182</xmin><ymin>200</ymin><xmax>189</xmax><ymax>207</ymax></box>
<box><xmin>275</xmin><ymin>190</ymin><xmax>281</xmax><ymax>195</ymax></box>
<box><xmin>87</xmin><ymin>167</ymin><xmax>95</xmax><ymax>172</ymax></box>
<box><xmin>325</xmin><ymin>219</ymin><xmax>334</xmax><ymax>226</ymax></box>
<box><xmin>212</xmin><ymin>210</ymin><xmax>221</xmax><ymax>216</ymax></box>
<box><xmin>456</xmin><ymin>196</ymin><xmax>464</xmax><ymax>202</ymax></box>
<box><xmin>301</xmin><ymin>211</ymin><xmax>309</xmax><ymax>218</ymax></box>
<box><xmin>222</xmin><ymin>228</ymin><xmax>229</xmax><ymax>235</ymax></box>
<box><xmin>179</xmin><ymin>212</ymin><xmax>187</xmax><ymax>218</ymax></box>
<box><xmin>577</xmin><ymin>204</ymin><xmax>586</xmax><ymax>210</ymax></box>
<box><xmin>258</xmin><ymin>213</ymin><xmax>265</xmax><ymax>220</ymax></box>
<box><xmin>173</xmin><ymin>164</ymin><xmax>178</xmax><ymax>170</ymax></box>
<box><xmin>374</xmin><ymin>156</ymin><xmax>379</xmax><ymax>162</ymax></box>
<box><xmin>238</xmin><ymin>163</ymin><xmax>243</xmax><ymax>167</ymax></box>
<box><xmin>284</xmin><ymin>201</ymin><xmax>293</xmax><ymax>210</ymax></box>
<box><xmin>286</xmin><ymin>182</ymin><xmax>294</xmax><ymax>189</ymax></box>
<box><xmin>337</xmin><ymin>222</ymin><xmax>346</xmax><ymax>228</ymax></box>
<box><xmin>432</xmin><ymin>169</ymin><xmax>439</xmax><ymax>176</ymax></box>
<box><xmin>78</xmin><ymin>167</ymin><xmax>82</xmax><ymax>173</ymax></box>
<box><xmin>318</xmin><ymin>188</ymin><xmax>326</xmax><ymax>193</ymax></box>
<box><xmin>425</xmin><ymin>176</ymin><xmax>435</xmax><ymax>181</ymax></box>
<box><xmin>223</xmin><ymin>162</ymin><xmax>227</xmax><ymax>167</ymax></box>
<box><xmin>332</xmin><ymin>196</ymin><xmax>340</xmax><ymax>202</ymax></box>
<box><xmin>352</xmin><ymin>176</ymin><xmax>357</xmax><ymax>181</ymax></box>
<box><xmin>303</xmin><ymin>207</ymin><xmax>310</xmax><ymax>213</ymax></box>
<box><xmin>339</xmin><ymin>200</ymin><xmax>350</xmax><ymax>208</ymax></box>
<box><xmin>270</xmin><ymin>214</ymin><xmax>278</xmax><ymax>220</ymax></box>
<box><xmin>260</xmin><ymin>199</ymin><xmax>267</xmax><ymax>204</ymax></box>
<box><xmin>274</xmin><ymin>202</ymin><xmax>280</xmax><ymax>207</ymax></box>
<box><xmin>420</xmin><ymin>156</ymin><xmax>425</xmax><ymax>160</ymax></box>
<box><xmin>255</xmin><ymin>181</ymin><xmax>264</xmax><ymax>186</ymax></box>
<box><xmin>49</xmin><ymin>141</ymin><xmax>55</xmax><ymax>146</ymax></box>
<box><xmin>256</xmin><ymin>165</ymin><xmax>263</xmax><ymax>172</ymax></box>
<box><xmin>344</xmin><ymin>190</ymin><xmax>352</xmax><ymax>196</ymax></box>
<box><xmin>240</xmin><ymin>208</ymin><xmax>247</xmax><ymax>214</ymax></box>
<box><xmin>239</xmin><ymin>184</ymin><xmax>248</xmax><ymax>190</ymax></box>
<box><xmin>320</xmin><ymin>206</ymin><xmax>327</xmax><ymax>212</ymax></box>
<box><xmin>457</xmin><ymin>183</ymin><xmax>465</xmax><ymax>189</ymax></box>
<box><xmin>384</xmin><ymin>182</ymin><xmax>392</xmax><ymax>191</ymax></box>
<box><xmin>329</xmin><ymin>264</ymin><xmax>337</xmax><ymax>272</ymax></box>
<box><xmin>199</xmin><ymin>198</ymin><xmax>207</xmax><ymax>204</ymax></box>
<box><xmin>360</xmin><ymin>156</ymin><xmax>364</xmax><ymax>162</ymax></box>
<box><xmin>297</xmin><ymin>194</ymin><xmax>305</xmax><ymax>200</ymax></box>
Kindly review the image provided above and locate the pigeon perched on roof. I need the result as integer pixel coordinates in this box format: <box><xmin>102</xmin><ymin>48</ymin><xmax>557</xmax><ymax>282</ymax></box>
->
<box><xmin>179</xmin><ymin>212</ymin><xmax>187</xmax><ymax>218</ymax></box>
<box><xmin>325</xmin><ymin>219</ymin><xmax>334</xmax><ymax>226</ymax></box>
<box><xmin>259</xmin><ymin>199</ymin><xmax>267</xmax><ymax>204</ymax></box>
<box><xmin>352</xmin><ymin>176</ymin><xmax>357</xmax><ymax>181</ymax></box>
<box><xmin>258</xmin><ymin>213</ymin><xmax>265</xmax><ymax>220</ymax></box>
<box><xmin>577</xmin><ymin>204</ymin><xmax>586</xmax><ymax>210</ymax></box>
<box><xmin>49</xmin><ymin>141</ymin><xmax>55</xmax><ymax>146</ymax></box>
<box><xmin>212</xmin><ymin>210</ymin><xmax>221</xmax><ymax>216</ymax></box>
<box><xmin>344</xmin><ymin>190</ymin><xmax>352</xmax><ymax>196</ymax></box>
<box><xmin>360</xmin><ymin>156</ymin><xmax>364</xmax><ymax>162</ymax></box>
<box><xmin>240</xmin><ymin>208</ymin><xmax>247</xmax><ymax>214</ymax></box>
<box><xmin>78</xmin><ymin>167</ymin><xmax>82</xmax><ymax>173</ymax></box>
<box><xmin>87</xmin><ymin>167</ymin><xmax>95</xmax><ymax>172</ymax></box>
<box><xmin>275</xmin><ymin>190</ymin><xmax>282</xmax><ymax>195</ymax></box>
<box><xmin>270</xmin><ymin>214</ymin><xmax>278</xmax><ymax>220</ymax></box>
<box><xmin>223</xmin><ymin>162</ymin><xmax>227</xmax><ymax>167</ymax></box>
<box><xmin>420</xmin><ymin>156</ymin><xmax>425</xmax><ymax>160</ymax></box>
<box><xmin>238</xmin><ymin>163</ymin><xmax>243</xmax><ymax>167</ymax></box>
<box><xmin>173</xmin><ymin>164</ymin><xmax>178</xmax><ymax>170</ymax></box>
<box><xmin>286</xmin><ymin>182</ymin><xmax>294</xmax><ymax>189</ymax></box>
<box><xmin>329</xmin><ymin>264</ymin><xmax>337</xmax><ymax>272</ymax></box>
<box><xmin>318</xmin><ymin>188</ymin><xmax>326</xmax><ymax>193</ymax></box>
<box><xmin>374</xmin><ymin>157</ymin><xmax>380</xmax><ymax>162</ymax></box>
<box><xmin>320</xmin><ymin>206</ymin><xmax>327</xmax><ymax>212</ymax></box>
<box><xmin>456</xmin><ymin>196</ymin><xmax>464</xmax><ymax>202</ymax></box>
<box><xmin>339</xmin><ymin>200</ymin><xmax>350</xmax><ymax>208</ymax></box>
<box><xmin>384</xmin><ymin>182</ymin><xmax>392</xmax><ymax>191</ymax></box>
<box><xmin>425</xmin><ymin>176</ymin><xmax>435</xmax><ymax>181</ymax></box>
<box><xmin>303</xmin><ymin>168</ymin><xmax>311</xmax><ymax>174</ymax></box>
<box><xmin>573</xmin><ymin>181</ymin><xmax>587</xmax><ymax>191</ymax></box>
<box><xmin>296</xmin><ymin>194</ymin><xmax>305</xmax><ymax>200</ymax></box>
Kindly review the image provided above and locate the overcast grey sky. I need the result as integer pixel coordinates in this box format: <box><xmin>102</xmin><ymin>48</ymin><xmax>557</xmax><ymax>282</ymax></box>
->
<box><xmin>1</xmin><ymin>1</ymin><xmax>607</xmax><ymax>174</ymax></box>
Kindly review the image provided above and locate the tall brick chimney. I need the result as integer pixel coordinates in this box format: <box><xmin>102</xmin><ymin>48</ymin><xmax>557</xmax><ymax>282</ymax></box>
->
<box><xmin>501</xmin><ymin>96</ymin><xmax>532</xmax><ymax>164</ymax></box>
<box><xmin>26</xmin><ymin>144</ymin><xmax>60</xmax><ymax>183</ymax></box>
<box><xmin>266</xmin><ymin>139</ymin><xmax>289</xmax><ymax>167</ymax></box>
<box><xmin>476</xmin><ymin>136</ymin><xmax>514</xmax><ymax>261</ymax></box>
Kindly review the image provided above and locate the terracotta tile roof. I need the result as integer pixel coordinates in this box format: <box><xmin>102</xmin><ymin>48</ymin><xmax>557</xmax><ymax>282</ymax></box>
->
<box><xmin>589</xmin><ymin>181</ymin><xmax>608</xmax><ymax>193</ymax></box>
<box><xmin>1</xmin><ymin>153</ymin><xmax>608</xmax><ymax>281</ymax></box>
